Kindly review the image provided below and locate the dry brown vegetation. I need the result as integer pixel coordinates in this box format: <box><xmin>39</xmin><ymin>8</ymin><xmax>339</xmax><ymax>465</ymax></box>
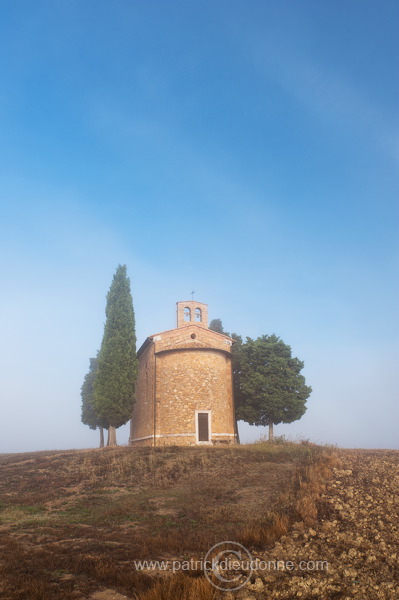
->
<box><xmin>0</xmin><ymin>441</ymin><xmax>336</xmax><ymax>599</ymax></box>
<box><xmin>247</xmin><ymin>449</ymin><xmax>399</xmax><ymax>600</ymax></box>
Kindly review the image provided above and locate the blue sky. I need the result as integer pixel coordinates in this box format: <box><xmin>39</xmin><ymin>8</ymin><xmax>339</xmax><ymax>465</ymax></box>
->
<box><xmin>0</xmin><ymin>0</ymin><xmax>398</xmax><ymax>452</ymax></box>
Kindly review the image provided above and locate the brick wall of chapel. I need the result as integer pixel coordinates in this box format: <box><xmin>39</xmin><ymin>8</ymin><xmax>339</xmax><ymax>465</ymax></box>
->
<box><xmin>130</xmin><ymin>343</ymin><xmax>155</xmax><ymax>445</ymax></box>
<box><xmin>154</xmin><ymin>323</ymin><xmax>232</xmax><ymax>354</ymax></box>
<box><xmin>155</xmin><ymin>349</ymin><xmax>235</xmax><ymax>441</ymax></box>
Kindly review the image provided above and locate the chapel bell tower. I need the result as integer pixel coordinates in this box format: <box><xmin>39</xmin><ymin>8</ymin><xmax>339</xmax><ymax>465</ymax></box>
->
<box><xmin>176</xmin><ymin>301</ymin><xmax>209</xmax><ymax>328</ymax></box>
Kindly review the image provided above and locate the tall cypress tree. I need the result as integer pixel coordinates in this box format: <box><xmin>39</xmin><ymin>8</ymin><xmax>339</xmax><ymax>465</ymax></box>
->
<box><xmin>93</xmin><ymin>265</ymin><xmax>138</xmax><ymax>446</ymax></box>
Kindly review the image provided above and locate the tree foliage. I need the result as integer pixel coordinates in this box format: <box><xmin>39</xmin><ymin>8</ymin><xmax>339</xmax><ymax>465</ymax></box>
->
<box><xmin>209</xmin><ymin>318</ymin><xmax>225</xmax><ymax>334</ymax></box>
<box><xmin>81</xmin><ymin>356</ymin><xmax>108</xmax><ymax>430</ymax></box>
<box><xmin>234</xmin><ymin>334</ymin><xmax>311</xmax><ymax>432</ymax></box>
<box><xmin>93</xmin><ymin>265</ymin><xmax>138</xmax><ymax>442</ymax></box>
<box><xmin>230</xmin><ymin>332</ymin><xmax>244</xmax><ymax>405</ymax></box>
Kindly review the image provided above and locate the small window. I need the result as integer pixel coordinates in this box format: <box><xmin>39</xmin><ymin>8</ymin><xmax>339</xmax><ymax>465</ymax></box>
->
<box><xmin>184</xmin><ymin>307</ymin><xmax>191</xmax><ymax>322</ymax></box>
<box><xmin>195</xmin><ymin>307</ymin><xmax>202</xmax><ymax>322</ymax></box>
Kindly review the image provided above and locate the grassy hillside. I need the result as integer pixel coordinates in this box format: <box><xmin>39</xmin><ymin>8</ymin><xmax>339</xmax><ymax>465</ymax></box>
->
<box><xmin>0</xmin><ymin>442</ymin><xmax>336</xmax><ymax>600</ymax></box>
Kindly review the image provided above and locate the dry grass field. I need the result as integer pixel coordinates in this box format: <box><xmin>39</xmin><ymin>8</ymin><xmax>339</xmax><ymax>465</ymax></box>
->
<box><xmin>3</xmin><ymin>444</ymin><xmax>397</xmax><ymax>599</ymax></box>
<box><xmin>0</xmin><ymin>441</ymin><xmax>336</xmax><ymax>600</ymax></box>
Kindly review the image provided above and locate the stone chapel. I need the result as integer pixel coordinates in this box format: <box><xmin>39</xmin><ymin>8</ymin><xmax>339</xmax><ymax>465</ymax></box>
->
<box><xmin>129</xmin><ymin>301</ymin><xmax>238</xmax><ymax>446</ymax></box>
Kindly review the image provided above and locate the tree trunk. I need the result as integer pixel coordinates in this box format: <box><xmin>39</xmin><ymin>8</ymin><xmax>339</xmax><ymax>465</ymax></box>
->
<box><xmin>108</xmin><ymin>425</ymin><xmax>117</xmax><ymax>447</ymax></box>
<box><xmin>268</xmin><ymin>421</ymin><xmax>274</xmax><ymax>442</ymax></box>
<box><xmin>99</xmin><ymin>427</ymin><xmax>104</xmax><ymax>448</ymax></box>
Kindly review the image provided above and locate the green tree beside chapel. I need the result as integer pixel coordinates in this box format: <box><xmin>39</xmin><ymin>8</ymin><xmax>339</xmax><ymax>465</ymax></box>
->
<box><xmin>209</xmin><ymin>318</ymin><xmax>225</xmax><ymax>334</ymax></box>
<box><xmin>93</xmin><ymin>265</ymin><xmax>138</xmax><ymax>447</ymax></box>
<box><xmin>81</xmin><ymin>356</ymin><xmax>108</xmax><ymax>447</ymax></box>
<box><xmin>234</xmin><ymin>334</ymin><xmax>311</xmax><ymax>440</ymax></box>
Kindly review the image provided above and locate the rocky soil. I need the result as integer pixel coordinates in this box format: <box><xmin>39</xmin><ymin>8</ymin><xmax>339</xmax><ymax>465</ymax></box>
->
<box><xmin>240</xmin><ymin>450</ymin><xmax>399</xmax><ymax>600</ymax></box>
